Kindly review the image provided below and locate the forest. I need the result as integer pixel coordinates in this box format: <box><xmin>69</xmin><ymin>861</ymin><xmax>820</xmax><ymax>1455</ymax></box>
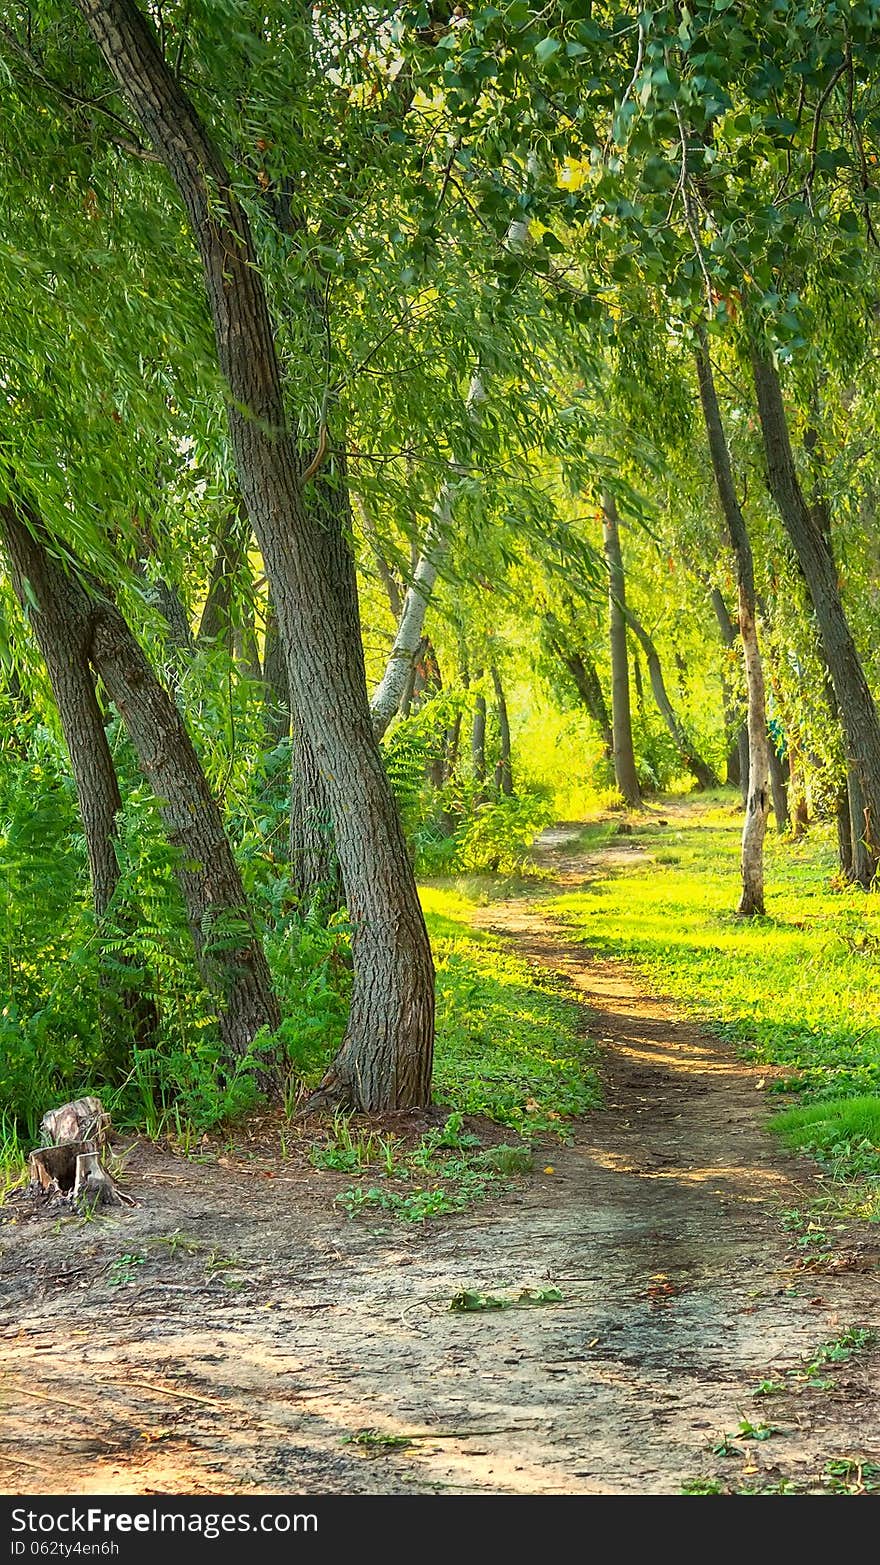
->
<box><xmin>2</xmin><ymin>0</ymin><xmax>880</xmax><ymax>1504</ymax></box>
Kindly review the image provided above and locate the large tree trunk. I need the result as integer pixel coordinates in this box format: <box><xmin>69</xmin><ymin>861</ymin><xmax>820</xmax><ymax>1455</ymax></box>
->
<box><xmin>2</xmin><ymin>501</ymin><xmax>280</xmax><ymax>1079</ymax></box>
<box><xmin>752</xmin><ymin>352</ymin><xmax>880</xmax><ymax>876</ymax></box>
<box><xmin>490</xmin><ymin>661</ymin><xmax>514</xmax><ymax>797</ymax></box>
<box><xmin>602</xmin><ymin>493</ymin><xmax>642</xmax><ymax>807</ymax></box>
<box><xmin>76</xmin><ymin>0</ymin><xmax>434</xmax><ymax>1110</ymax></box>
<box><xmin>695</xmin><ymin>333</ymin><xmax>770</xmax><ymax>915</ymax></box>
<box><xmin>289</xmin><ymin>720</ymin><xmax>342</xmax><ymax>911</ymax></box>
<box><xmin>625</xmin><ymin>610</ymin><xmax>719</xmax><ymax>789</ymax></box>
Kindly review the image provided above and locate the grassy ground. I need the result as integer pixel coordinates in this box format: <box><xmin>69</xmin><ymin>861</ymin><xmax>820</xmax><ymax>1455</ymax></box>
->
<box><xmin>547</xmin><ymin>794</ymin><xmax>880</xmax><ymax>1196</ymax></box>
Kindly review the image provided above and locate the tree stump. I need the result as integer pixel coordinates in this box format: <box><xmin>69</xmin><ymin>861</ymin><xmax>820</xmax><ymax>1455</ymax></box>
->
<box><xmin>40</xmin><ymin>1097</ymin><xmax>110</xmax><ymax>1149</ymax></box>
<box><xmin>27</xmin><ymin>1099</ymin><xmax>134</xmax><ymax>1211</ymax></box>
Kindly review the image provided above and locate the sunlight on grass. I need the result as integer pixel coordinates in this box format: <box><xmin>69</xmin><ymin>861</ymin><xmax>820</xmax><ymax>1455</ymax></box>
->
<box><xmin>548</xmin><ymin>801</ymin><xmax>880</xmax><ymax>1105</ymax></box>
<box><xmin>421</xmin><ymin>884</ymin><xmax>600</xmax><ymax>1135</ymax></box>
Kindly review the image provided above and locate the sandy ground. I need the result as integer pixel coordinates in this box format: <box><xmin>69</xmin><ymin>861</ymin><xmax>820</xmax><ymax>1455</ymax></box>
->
<box><xmin>1</xmin><ymin>824</ymin><xmax>878</xmax><ymax>1495</ymax></box>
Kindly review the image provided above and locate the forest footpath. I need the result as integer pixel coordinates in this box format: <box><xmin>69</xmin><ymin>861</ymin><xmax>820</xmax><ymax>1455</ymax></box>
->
<box><xmin>1</xmin><ymin>822</ymin><xmax>879</xmax><ymax>1498</ymax></box>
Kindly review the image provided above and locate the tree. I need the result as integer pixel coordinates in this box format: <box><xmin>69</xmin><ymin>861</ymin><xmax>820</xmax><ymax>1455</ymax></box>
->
<box><xmin>602</xmin><ymin>493</ymin><xmax>641</xmax><ymax>808</ymax></box>
<box><xmin>73</xmin><ymin>0</ymin><xmax>434</xmax><ymax>1109</ymax></box>
<box><xmin>695</xmin><ymin>335</ymin><xmax>770</xmax><ymax>916</ymax></box>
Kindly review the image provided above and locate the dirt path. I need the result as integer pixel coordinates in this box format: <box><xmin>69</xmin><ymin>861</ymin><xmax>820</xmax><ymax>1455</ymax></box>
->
<box><xmin>1</xmin><ymin>827</ymin><xmax>878</xmax><ymax>1495</ymax></box>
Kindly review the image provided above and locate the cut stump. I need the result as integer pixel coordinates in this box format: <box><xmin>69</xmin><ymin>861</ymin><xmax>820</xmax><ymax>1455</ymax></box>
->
<box><xmin>27</xmin><ymin>1099</ymin><xmax>135</xmax><ymax>1211</ymax></box>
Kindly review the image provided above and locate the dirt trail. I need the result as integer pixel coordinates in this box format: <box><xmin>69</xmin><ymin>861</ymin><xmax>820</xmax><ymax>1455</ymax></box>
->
<box><xmin>1</xmin><ymin>825</ymin><xmax>878</xmax><ymax>1495</ymax></box>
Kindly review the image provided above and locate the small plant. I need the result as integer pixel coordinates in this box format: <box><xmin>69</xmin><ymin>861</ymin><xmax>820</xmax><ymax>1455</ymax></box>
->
<box><xmin>343</xmin><ymin>1428</ymin><xmax>414</xmax><ymax>1451</ymax></box>
<box><xmin>737</xmin><ymin>1417</ymin><xmax>779</xmax><ymax>1442</ymax></box>
<box><xmin>106</xmin><ymin>1252</ymin><xmax>145</xmax><ymax>1288</ymax></box>
<box><xmin>449</xmin><ymin>1286</ymin><xmax>563</xmax><ymax>1312</ymax></box>
<box><xmin>681</xmin><ymin>1477</ymin><xmax>724</xmax><ymax>1495</ymax></box>
<box><xmin>711</xmin><ymin>1435</ymin><xmax>743</xmax><ymax>1458</ymax></box>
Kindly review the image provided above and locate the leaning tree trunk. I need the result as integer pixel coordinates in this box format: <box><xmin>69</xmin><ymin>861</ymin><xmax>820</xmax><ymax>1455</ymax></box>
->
<box><xmin>752</xmin><ymin>352</ymin><xmax>880</xmax><ymax>878</ymax></box>
<box><xmin>490</xmin><ymin>661</ymin><xmax>514</xmax><ymax>797</ymax></box>
<box><xmin>76</xmin><ymin>0</ymin><xmax>434</xmax><ymax>1110</ymax></box>
<box><xmin>545</xmin><ymin>617</ymin><xmax>614</xmax><ymax>761</ymax></box>
<box><xmin>695</xmin><ymin>332</ymin><xmax>770</xmax><ymax>915</ymax></box>
<box><xmin>3</xmin><ymin>502</ymin><xmax>276</xmax><ymax>1070</ymax></box>
<box><xmin>369</xmin><ymin>374</ymin><xmax>485</xmax><ymax>740</ymax></box>
<box><xmin>602</xmin><ymin>493</ymin><xmax>642</xmax><ymax>807</ymax></box>
<box><xmin>2</xmin><ymin>504</ymin><xmax>123</xmax><ymax>920</ymax></box>
<box><xmin>625</xmin><ymin>610</ymin><xmax>719</xmax><ymax>789</ymax></box>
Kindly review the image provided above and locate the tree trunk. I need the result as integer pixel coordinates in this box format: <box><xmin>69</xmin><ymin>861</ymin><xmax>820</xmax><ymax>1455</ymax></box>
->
<box><xmin>262</xmin><ymin>592</ymin><xmax>291</xmax><ymax>742</ymax></box>
<box><xmin>4</xmin><ymin>501</ymin><xmax>277</xmax><ymax>1072</ymax></box>
<box><xmin>198</xmin><ymin>506</ymin><xmax>248</xmax><ymax>649</ymax></box>
<box><xmin>370</xmin><ymin>507</ymin><xmax>449</xmax><ymax>739</ymax></box>
<box><xmin>545</xmin><ymin>617</ymin><xmax>613</xmax><ymax>760</ymax></box>
<box><xmin>490</xmin><ymin>662</ymin><xmax>514</xmax><ymax>797</ymax></box>
<box><xmin>625</xmin><ymin>610</ymin><xmax>719</xmax><ymax>789</ymax></box>
<box><xmin>2</xmin><ymin>504</ymin><xmax>123</xmax><ymax>920</ymax></box>
<box><xmin>602</xmin><ymin>493</ymin><xmax>642</xmax><ymax>807</ymax></box>
<box><xmin>751</xmin><ymin>351</ymin><xmax>880</xmax><ymax>874</ymax></box>
<box><xmin>76</xmin><ymin>0</ymin><xmax>434</xmax><ymax>1110</ymax></box>
<box><xmin>695</xmin><ymin>332</ymin><xmax>770</xmax><ymax>915</ymax></box>
<box><xmin>767</xmin><ymin>738</ymin><xmax>790</xmax><ymax>835</ymax></box>
<box><xmin>707</xmin><ymin>584</ymin><xmax>746</xmax><ymax>793</ymax></box>
<box><xmin>289</xmin><ymin>720</ymin><xmax>342</xmax><ymax>911</ymax></box>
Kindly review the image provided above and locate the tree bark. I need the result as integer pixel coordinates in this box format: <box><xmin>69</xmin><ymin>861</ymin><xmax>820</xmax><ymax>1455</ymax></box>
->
<box><xmin>602</xmin><ymin>493</ymin><xmax>642</xmax><ymax>807</ymax></box>
<box><xmin>262</xmin><ymin>592</ymin><xmax>291</xmax><ymax>741</ymax></box>
<box><xmin>490</xmin><ymin>661</ymin><xmax>514</xmax><ymax>796</ymax></box>
<box><xmin>75</xmin><ymin>0</ymin><xmax>435</xmax><ymax>1109</ymax></box>
<box><xmin>2</xmin><ymin>504</ymin><xmax>124</xmax><ymax>921</ymax></box>
<box><xmin>707</xmin><ymin>583</ymin><xmax>747</xmax><ymax>794</ymax></box>
<box><xmin>2</xmin><ymin>500</ymin><xmax>280</xmax><ymax>1080</ymax></box>
<box><xmin>767</xmin><ymin>738</ymin><xmax>790</xmax><ymax>835</ymax></box>
<box><xmin>695</xmin><ymin>332</ymin><xmax>770</xmax><ymax>915</ymax></box>
<box><xmin>289</xmin><ymin>720</ymin><xmax>341</xmax><ymax>910</ymax></box>
<box><xmin>625</xmin><ymin>610</ymin><xmax>719</xmax><ymax>789</ymax></box>
<box><xmin>752</xmin><ymin>351</ymin><xmax>880</xmax><ymax>876</ymax></box>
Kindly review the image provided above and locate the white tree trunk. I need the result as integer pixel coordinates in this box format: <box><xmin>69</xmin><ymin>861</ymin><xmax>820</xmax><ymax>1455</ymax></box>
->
<box><xmin>370</xmin><ymin>374</ymin><xmax>485</xmax><ymax>740</ymax></box>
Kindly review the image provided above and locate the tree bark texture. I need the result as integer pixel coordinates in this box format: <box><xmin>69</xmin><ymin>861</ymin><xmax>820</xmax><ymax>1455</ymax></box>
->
<box><xmin>752</xmin><ymin>351</ymin><xmax>880</xmax><ymax>876</ymax></box>
<box><xmin>602</xmin><ymin>493</ymin><xmax>642</xmax><ymax>807</ymax></box>
<box><xmin>75</xmin><ymin>0</ymin><xmax>435</xmax><ymax>1109</ymax></box>
<box><xmin>695</xmin><ymin>333</ymin><xmax>770</xmax><ymax>915</ymax></box>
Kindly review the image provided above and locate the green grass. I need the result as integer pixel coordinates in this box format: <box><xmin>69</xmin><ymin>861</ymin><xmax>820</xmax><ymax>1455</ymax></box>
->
<box><xmin>549</xmin><ymin>800</ymin><xmax>880</xmax><ymax>1106</ymax></box>
<box><xmin>321</xmin><ymin>886</ymin><xmax>600</xmax><ymax>1221</ymax></box>
<box><xmin>424</xmin><ymin>884</ymin><xmax>601</xmax><ymax>1133</ymax></box>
